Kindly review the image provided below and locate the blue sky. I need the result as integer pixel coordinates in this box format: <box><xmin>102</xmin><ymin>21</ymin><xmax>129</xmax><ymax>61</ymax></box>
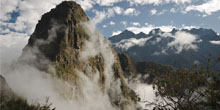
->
<box><xmin>84</xmin><ymin>0</ymin><xmax>220</xmax><ymax>37</ymax></box>
<box><xmin>0</xmin><ymin>0</ymin><xmax>220</xmax><ymax>38</ymax></box>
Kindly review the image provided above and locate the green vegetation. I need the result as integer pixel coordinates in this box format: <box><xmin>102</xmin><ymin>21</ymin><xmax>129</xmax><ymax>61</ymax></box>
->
<box><xmin>147</xmin><ymin>57</ymin><xmax>220</xmax><ymax>110</ymax></box>
<box><xmin>0</xmin><ymin>95</ymin><xmax>52</xmax><ymax>110</ymax></box>
<box><xmin>118</xmin><ymin>53</ymin><xmax>137</xmax><ymax>78</ymax></box>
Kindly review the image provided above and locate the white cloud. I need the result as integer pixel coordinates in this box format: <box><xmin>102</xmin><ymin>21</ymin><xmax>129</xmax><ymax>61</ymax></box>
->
<box><xmin>0</xmin><ymin>0</ymin><xmax>123</xmax><ymax>36</ymax></box>
<box><xmin>150</xmin><ymin>37</ymin><xmax>162</xmax><ymax>45</ymax></box>
<box><xmin>157</xmin><ymin>9</ymin><xmax>167</xmax><ymax>15</ymax></box>
<box><xmin>0</xmin><ymin>32</ymin><xmax>29</xmax><ymax>66</ymax></box>
<box><xmin>77</xmin><ymin>0</ymin><xmax>122</xmax><ymax>9</ymax></box>
<box><xmin>165</xmin><ymin>31</ymin><xmax>200</xmax><ymax>53</ymax></box>
<box><xmin>94</xmin><ymin>0</ymin><xmax>122</xmax><ymax>6</ymax></box>
<box><xmin>127</xmin><ymin>25</ymin><xmax>175</xmax><ymax>34</ymax></box>
<box><xmin>91</xmin><ymin>9</ymin><xmax>115</xmax><ymax>25</ymax></box>
<box><xmin>186</xmin><ymin>0</ymin><xmax>220</xmax><ymax>15</ymax></box>
<box><xmin>131</xmin><ymin>22</ymin><xmax>140</xmax><ymax>26</ymax></box>
<box><xmin>128</xmin><ymin>0</ymin><xmax>192</xmax><ymax>6</ymax></box>
<box><xmin>152</xmin><ymin>51</ymin><xmax>161</xmax><ymax>56</ymax></box>
<box><xmin>170</xmin><ymin>7</ymin><xmax>184</xmax><ymax>14</ymax></box>
<box><xmin>0</xmin><ymin>0</ymin><xmax>61</xmax><ymax>34</ymax></box>
<box><xmin>109</xmin><ymin>21</ymin><xmax>116</xmax><ymax>25</ymax></box>
<box><xmin>180</xmin><ymin>24</ymin><xmax>199</xmax><ymax>30</ymax></box>
<box><xmin>112</xmin><ymin>6</ymin><xmax>142</xmax><ymax>17</ymax></box>
<box><xmin>91</xmin><ymin>6</ymin><xmax>140</xmax><ymax>25</ymax></box>
<box><xmin>210</xmin><ymin>41</ymin><xmax>220</xmax><ymax>45</ymax></box>
<box><xmin>92</xmin><ymin>10</ymin><xmax>108</xmax><ymax>25</ymax></box>
<box><xmin>112</xmin><ymin>6</ymin><xmax>124</xmax><ymax>14</ymax></box>
<box><xmin>1</xmin><ymin>21</ymin><xmax>136</xmax><ymax>110</ymax></box>
<box><xmin>0</xmin><ymin>0</ymin><xmax>19</xmax><ymax>21</ymax></box>
<box><xmin>145</xmin><ymin>22</ymin><xmax>149</xmax><ymax>26</ymax></box>
<box><xmin>126</xmin><ymin>24</ymin><xmax>200</xmax><ymax>35</ymax></box>
<box><xmin>123</xmin><ymin>25</ymin><xmax>202</xmax><ymax>53</ymax></box>
<box><xmin>112</xmin><ymin>31</ymin><xmax>122</xmax><ymax>36</ymax></box>
<box><xmin>150</xmin><ymin>31</ymin><xmax>201</xmax><ymax>55</ymax></box>
<box><xmin>134</xmin><ymin>84</ymin><xmax>156</xmax><ymax>109</ymax></box>
<box><xmin>114</xmin><ymin>37</ymin><xmax>152</xmax><ymax>50</ymax></box>
<box><xmin>120</xmin><ymin>21</ymin><xmax>127</xmax><ymax>27</ymax></box>
<box><xmin>170</xmin><ymin>8</ymin><xmax>176</xmax><ymax>13</ymax></box>
<box><xmin>124</xmin><ymin>8</ymin><xmax>140</xmax><ymax>16</ymax></box>
<box><xmin>103</xmin><ymin>25</ymin><xmax>107</xmax><ymax>28</ymax></box>
<box><xmin>150</xmin><ymin>9</ymin><xmax>167</xmax><ymax>15</ymax></box>
<box><xmin>150</xmin><ymin>9</ymin><xmax>157</xmax><ymax>15</ymax></box>
<box><xmin>153</xmin><ymin>49</ymin><xmax>168</xmax><ymax>56</ymax></box>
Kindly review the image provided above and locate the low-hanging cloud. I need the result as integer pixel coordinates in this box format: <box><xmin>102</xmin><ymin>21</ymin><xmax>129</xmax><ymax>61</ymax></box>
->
<box><xmin>0</xmin><ymin>32</ymin><xmax>29</xmax><ymax>67</ymax></box>
<box><xmin>153</xmin><ymin>31</ymin><xmax>201</xmax><ymax>54</ymax></box>
<box><xmin>166</xmin><ymin>31</ymin><xmax>200</xmax><ymax>53</ymax></box>
<box><xmin>1</xmin><ymin>21</ymin><xmax>137</xmax><ymax>110</ymax></box>
<box><xmin>111</xmin><ymin>29</ymin><xmax>201</xmax><ymax>54</ymax></box>
<box><xmin>210</xmin><ymin>40</ymin><xmax>220</xmax><ymax>45</ymax></box>
<box><xmin>114</xmin><ymin>37</ymin><xmax>152</xmax><ymax>50</ymax></box>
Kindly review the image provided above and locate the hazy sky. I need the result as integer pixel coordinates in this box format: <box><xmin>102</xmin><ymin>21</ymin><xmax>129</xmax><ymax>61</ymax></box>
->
<box><xmin>0</xmin><ymin>0</ymin><xmax>220</xmax><ymax>38</ymax></box>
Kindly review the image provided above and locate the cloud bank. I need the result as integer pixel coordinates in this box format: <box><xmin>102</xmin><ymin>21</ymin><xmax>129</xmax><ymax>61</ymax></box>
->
<box><xmin>112</xmin><ymin>29</ymin><xmax>201</xmax><ymax>54</ymax></box>
<box><xmin>114</xmin><ymin>37</ymin><xmax>152</xmax><ymax>50</ymax></box>
<box><xmin>165</xmin><ymin>31</ymin><xmax>200</xmax><ymax>53</ymax></box>
<box><xmin>186</xmin><ymin>0</ymin><xmax>220</xmax><ymax>15</ymax></box>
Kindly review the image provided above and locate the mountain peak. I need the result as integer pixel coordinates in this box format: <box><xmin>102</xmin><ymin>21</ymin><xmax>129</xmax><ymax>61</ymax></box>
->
<box><xmin>136</xmin><ymin>32</ymin><xmax>147</xmax><ymax>38</ymax></box>
<box><xmin>20</xmin><ymin>1</ymin><xmax>137</xmax><ymax>109</ymax></box>
<box><xmin>149</xmin><ymin>28</ymin><xmax>162</xmax><ymax>35</ymax></box>
<box><xmin>109</xmin><ymin>29</ymin><xmax>136</xmax><ymax>43</ymax></box>
<box><xmin>171</xmin><ymin>28</ymin><xmax>178</xmax><ymax>34</ymax></box>
<box><xmin>24</xmin><ymin>1</ymin><xmax>89</xmax><ymax>61</ymax></box>
<box><xmin>121</xmin><ymin>29</ymin><xmax>135</xmax><ymax>35</ymax></box>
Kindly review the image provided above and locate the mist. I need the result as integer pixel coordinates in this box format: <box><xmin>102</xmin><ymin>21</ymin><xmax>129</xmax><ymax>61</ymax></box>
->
<box><xmin>0</xmin><ymin>21</ymin><xmax>138</xmax><ymax>110</ymax></box>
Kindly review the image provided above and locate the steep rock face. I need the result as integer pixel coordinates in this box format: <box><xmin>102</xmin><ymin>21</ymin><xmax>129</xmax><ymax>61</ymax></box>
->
<box><xmin>20</xmin><ymin>1</ymin><xmax>137</xmax><ymax>109</ymax></box>
<box><xmin>22</xmin><ymin>1</ymin><xmax>89</xmax><ymax>63</ymax></box>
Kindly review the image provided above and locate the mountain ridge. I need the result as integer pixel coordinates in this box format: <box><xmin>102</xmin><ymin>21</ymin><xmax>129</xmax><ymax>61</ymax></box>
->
<box><xmin>109</xmin><ymin>28</ymin><xmax>220</xmax><ymax>68</ymax></box>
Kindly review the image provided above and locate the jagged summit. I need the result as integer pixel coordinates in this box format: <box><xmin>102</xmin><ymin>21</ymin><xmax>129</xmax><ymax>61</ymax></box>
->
<box><xmin>109</xmin><ymin>29</ymin><xmax>136</xmax><ymax>43</ymax></box>
<box><xmin>136</xmin><ymin>32</ymin><xmax>147</xmax><ymax>38</ymax></box>
<box><xmin>23</xmin><ymin>1</ymin><xmax>89</xmax><ymax>61</ymax></box>
<box><xmin>29</xmin><ymin>1</ymin><xmax>88</xmax><ymax>42</ymax></box>
<box><xmin>149</xmin><ymin>28</ymin><xmax>163</xmax><ymax>35</ymax></box>
<box><xmin>120</xmin><ymin>29</ymin><xmax>134</xmax><ymax>35</ymax></box>
<box><xmin>171</xmin><ymin>28</ymin><xmax>178</xmax><ymax>34</ymax></box>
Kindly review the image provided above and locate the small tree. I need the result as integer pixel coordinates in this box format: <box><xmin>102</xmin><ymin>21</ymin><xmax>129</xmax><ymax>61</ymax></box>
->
<box><xmin>146</xmin><ymin>57</ymin><xmax>220</xmax><ymax>110</ymax></box>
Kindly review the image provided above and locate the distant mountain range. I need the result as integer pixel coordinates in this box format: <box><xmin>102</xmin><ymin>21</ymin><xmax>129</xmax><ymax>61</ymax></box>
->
<box><xmin>109</xmin><ymin>28</ymin><xmax>220</xmax><ymax>68</ymax></box>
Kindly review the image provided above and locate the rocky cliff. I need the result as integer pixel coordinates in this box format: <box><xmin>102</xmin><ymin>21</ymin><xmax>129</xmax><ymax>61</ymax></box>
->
<box><xmin>18</xmin><ymin>1</ymin><xmax>137</xmax><ymax>110</ymax></box>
